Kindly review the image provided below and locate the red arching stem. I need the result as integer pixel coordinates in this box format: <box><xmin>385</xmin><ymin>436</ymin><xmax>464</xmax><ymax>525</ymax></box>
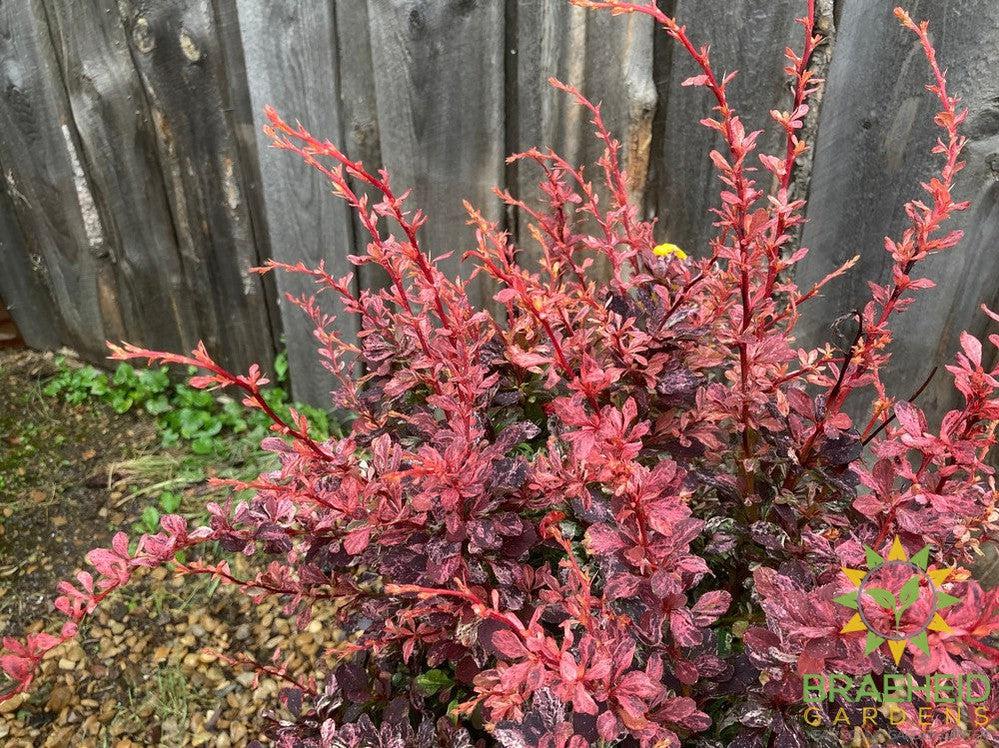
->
<box><xmin>782</xmin><ymin>10</ymin><xmax>967</xmax><ymax>488</ymax></box>
<box><xmin>598</xmin><ymin>1</ymin><xmax>759</xmax><ymax>474</ymax></box>
<box><xmin>763</xmin><ymin>0</ymin><xmax>820</xmax><ymax>298</ymax></box>
<box><xmin>265</xmin><ymin>111</ymin><xmax>454</xmax><ymax>335</ymax></box>
<box><xmin>109</xmin><ymin>342</ymin><xmax>334</xmax><ymax>460</ymax></box>
<box><xmin>860</xmin><ymin>365</ymin><xmax>938</xmax><ymax>445</ymax></box>
<box><xmin>467</xmin><ymin>213</ymin><xmax>602</xmax><ymax>411</ymax></box>
<box><xmin>177</xmin><ymin>561</ymin><xmax>344</xmax><ymax>603</ymax></box>
<box><xmin>783</xmin><ymin>313</ymin><xmax>863</xmax><ymax>490</ymax></box>
<box><xmin>782</xmin><ymin>0</ymin><xmax>817</xmax><ymax>192</ymax></box>
<box><xmin>260</xmin><ymin>139</ymin><xmax>437</xmax><ymax>361</ymax></box>
<box><xmin>212</xmin><ymin>650</ymin><xmax>317</xmax><ymax>695</ymax></box>
<box><xmin>244</xmin><ymin>386</ymin><xmax>332</xmax><ymax>460</ymax></box>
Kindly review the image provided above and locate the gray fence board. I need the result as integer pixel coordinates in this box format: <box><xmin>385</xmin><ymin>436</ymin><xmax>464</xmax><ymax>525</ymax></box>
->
<box><xmin>0</xmin><ymin>160</ymin><xmax>64</xmax><ymax>351</ymax></box>
<box><xmin>651</xmin><ymin>0</ymin><xmax>802</xmax><ymax>252</ymax></box>
<box><xmin>513</xmin><ymin>4</ymin><xmax>656</xmax><ymax>261</ymax></box>
<box><xmin>0</xmin><ymin>0</ymin><xmax>121</xmax><ymax>359</ymax></box>
<box><xmin>511</xmin><ymin>1</ymin><xmax>584</xmax><ymax>253</ymax></box>
<box><xmin>366</xmin><ymin>0</ymin><xmax>505</xmax><ymax>309</ymax></box>
<box><xmin>237</xmin><ymin>0</ymin><xmax>358</xmax><ymax>407</ymax></box>
<box><xmin>210</xmin><ymin>0</ymin><xmax>283</xmax><ymax>362</ymax></box>
<box><xmin>116</xmin><ymin>0</ymin><xmax>275</xmax><ymax>373</ymax></box>
<box><xmin>43</xmin><ymin>0</ymin><xmax>200</xmax><ymax>357</ymax></box>
<box><xmin>795</xmin><ymin>0</ymin><xmax>999</xmax><ymax>418</ymax></box>
<box><xmin>581</xmin><ymin>12</ymin><xmax>657</xmax><ymax>207</ymax></box>
<box><xmin>335</xmin><ymin>0</ymin><xmax>385</xmax><ymax>268</ymax></box>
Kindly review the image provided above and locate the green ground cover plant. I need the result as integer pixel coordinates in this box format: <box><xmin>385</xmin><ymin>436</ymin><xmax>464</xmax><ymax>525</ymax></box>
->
<box><xmin>42</xmin><ymin>353</ymin><xmax>331</xmax><ymax>456</ymax></box>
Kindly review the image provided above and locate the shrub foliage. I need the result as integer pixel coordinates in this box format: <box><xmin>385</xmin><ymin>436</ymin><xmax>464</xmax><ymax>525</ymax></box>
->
<box><xmin>4</xmin><ymin>2</ymin><xmax>999</xmax><ymax>746</ymax></box>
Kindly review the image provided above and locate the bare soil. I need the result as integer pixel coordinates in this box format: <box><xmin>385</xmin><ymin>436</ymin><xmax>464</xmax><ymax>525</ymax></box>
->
<box><xmin>0</xmin><ymin>350</ymin><xmax>331</xmax><ymax>747</ymax></box>
<box><xmin>0</xmin><ymin>349</ymin><xmax>158</xmax><ymax>631</ymax></box>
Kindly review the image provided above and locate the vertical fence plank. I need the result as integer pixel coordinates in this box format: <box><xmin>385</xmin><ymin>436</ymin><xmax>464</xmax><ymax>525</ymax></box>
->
<box><xmin>42</xmin><ymin>0</ymin><xmax>203</xmax><ymax>357</ymax></box>
<box><xmin>796</xmin><ymin>0</ymin><xmax>999</xmax><ymax>418</ymax></box>
<box><xmin>0</xmin><ymin>160</ymin><xmax>64</xmax><ymax>351</ymax></box>
<box><xmin>579</xmin><ymin>11</ymin><xmax>657</xmax><ymax>207</ymax></box>
<box><xmin>650</xmin><ymin>0</ymin><xmax>802</xmax><ymax>252</ymax></box>
<box><xmin>514</xmin><ymin>2</ymin><xmax>588</xmax><ymax>207</ymax></box>
<box><xmin>336</xmin><ymin>1</ymin><xmax>392</xmax><ymax>301</ymax></box>
<box><xmin>334</xmin><ymin>1</ymin><xmax>385</xmax><ymax>262</ymax></box>
<box><xmin>513</xmin><ymin>3</ymin><xmax>656</xmax><ymax>260</ymax></box>
<box><xmin>209</xmin><ymin>0</ymin><xmax>283</xmax><ymax>361</ymax></box>
<box><xmin>0</xmin><ymin>0</ymin><xmax>122</xmax><ymax>360</ymax></box>
<box><xmin>236</xmin><ymin>0</ymin><xmax>358</xmax><ymax>406</ymax></box>
<box><xmin>366</xmin><ymin>0</ymin><xmax>505</xmax><ymax>308</ymax></box>
<box><xmin>116</xmin><ymin>0</ymin><xmax>275</xmax><ymax>373</ymax></box>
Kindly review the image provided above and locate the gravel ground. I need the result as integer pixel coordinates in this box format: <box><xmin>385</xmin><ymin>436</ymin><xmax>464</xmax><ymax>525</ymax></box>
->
<box><xmin>0</xmin><ymin>564</ymin><xmax>336</xmax><ymax>747</ymax></box>
<box><xmin>0</xmin><ymin>350</ymin><xmax>330</xmax><ymax>746</ymax></box>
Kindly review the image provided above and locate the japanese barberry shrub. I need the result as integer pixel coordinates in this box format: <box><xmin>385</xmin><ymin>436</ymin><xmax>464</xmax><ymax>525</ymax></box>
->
<box><xmin>4</xmin><ymin>2</ymin><xmax>999</xmax><ymax>746</ymax></box>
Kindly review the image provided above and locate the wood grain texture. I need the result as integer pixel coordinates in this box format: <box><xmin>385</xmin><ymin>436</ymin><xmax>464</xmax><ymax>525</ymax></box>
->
<box><xmin>366</xmin><ymin>0</ymin><xmax>505</xmax><ymax>308</ymax></box>
<box><xmin>795</xmin><ymin>0</ymin><xmax>999</xmax><ymax>420</ymax></box>
<box><xmin>0</xmin><ymin>156</ymin><xmax>64</xmax><ymax>350</ymax></box>
<box><xmin>210</xmin><ymin>0</ymin><xmax>282</xmax><ymax>360</ymax></box>
<box><xmin>334</xmin><ymin>0</ymin><xmax>386</xmax><ymax>268</ymax></box>
<box><xmin>650</xmin><ymin>0</ymin><xmax>802</xmax><ymax>251</ymax></box>
<box><xmin>512</xmin><ymin>2</ymin><xmax>656</xmax><ymax>259</ymax></box>
<box><xmin>236</xmin><ymin>0</ymin><xmax>358</xmax><ymax>406</ymax></box>
<box><xmin>0</xmin><ymin>0</ymin><xmax>120</xmax><ymax>359</ymax></box>
<box><xmin>116</xmin><ymin>0</ymin><xmax>274</xmax><ymax>373</ymax></box>
<box><xmin>43</xmin><ymin>0</ymin><xmax>199</xmax><ymax>355</ymax></box>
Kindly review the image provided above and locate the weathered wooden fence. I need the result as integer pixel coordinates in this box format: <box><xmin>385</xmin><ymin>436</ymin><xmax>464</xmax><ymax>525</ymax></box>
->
<box><xmin>1</xmin><ymin>0</ymin><xmax>997</xmax><ymax>415</ymax></box>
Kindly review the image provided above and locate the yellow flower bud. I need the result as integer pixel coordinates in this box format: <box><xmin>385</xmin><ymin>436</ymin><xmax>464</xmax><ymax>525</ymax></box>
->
<box><xmin>653</xmin><ymin>242</ymin><xmax>687</xmax><ymax>260</ymax></box>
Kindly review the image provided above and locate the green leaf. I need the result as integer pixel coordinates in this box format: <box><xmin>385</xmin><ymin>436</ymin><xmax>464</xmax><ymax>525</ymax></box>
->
<box><xmin>446</xmin><ymin>697</ymin><xmax>461</xmax><ymax>724</ymax></box>
<box><xmin>864</xmin><ymin>546</ymin><xmax>885</xmax><ymax>570</ymax></box>
<box><xmin>864</xmin><ymin>631</ymin><xmax>886</xmax><ymax>655</ymax></box>
<box><xmin>159</xmin><ymin>491</ymin><xmax>182</xmax><ymax>513</ymax></box>
<box><xmin>111</xmin><ymin>393</ymin><xmax>134</xmax><ymax>414</ymax></box>
<box><xmin>833</xmin><ymin>592</ymin><xmax>859</xmax><ymax>610</ymax></box>
<box><xmin>274</xmin><ymin>351</ymin><xmax>289</xmax><ymax>384</ymax></box>
<box><xmin>174</xmin><ymin>386</ymin><xmax>212</xmax><ymax>409</ymax></box>
<box><xmin>936</xmin><ymin>592</ymin><xmax>962</xmax><ymax>609</ymax></box>
<box><xmin>415</xmin><ymin>669</ymin><xmax>453</xmax><ymax>695</ymax></box>
<box><xmin>911</xmin><ymin>630</ymin><xmax>930</xmax><ymax>656</ymax></box>
<box><xmin>202</xmin><ymin>419</ymin><xmax>223</xmax><ymax>437</ymax></box>
<box><xmin>137</xmin><ymin>367</ymin><xmax>170</xmax><ymax>393</ymax></box>
<box><xmin>865</xmin><ymin>587</ymin><xmax>896</xmax><ymax>610</ymax></box>
<box><xmin>113</xmin><ymin>363</ymin><xmax>136</xmax><ymax>386</ymax></box>
<box><xmin>910</xmin><ymin>545</ymin><xmax>931</xmax><ymax>571</ymax></box>
<box><xmin>178</xmin><ymin>408</ymin><xmax>208</xmax><ymax>439</ymax></box>
<box><xmin>190</xmin><ymin>436</ymin><xmax>214</xmax><ymax>455</ymax></box>
<box><xmin>716</xmin><ymin>629</ymin><xmax>734</xmax><ymax>657</ymax></box>
<box><xmin>140</xmin><ymin>506</ymin><xmax>160</xmax><ymax>533</ymax></box>
<box><xmin>66</xmin><ymin>390</ymin><xmax>88</xmax><ymax>405</ymax></box>
<box><xmin>144</xmin><ymin>395</ymin><xmax>171</xmax><ymax>415</ymax></box>
<box><xmin>896</xmin><ymin>575</ymin><xmax>922</xmax><ymax>624</ymax></box>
